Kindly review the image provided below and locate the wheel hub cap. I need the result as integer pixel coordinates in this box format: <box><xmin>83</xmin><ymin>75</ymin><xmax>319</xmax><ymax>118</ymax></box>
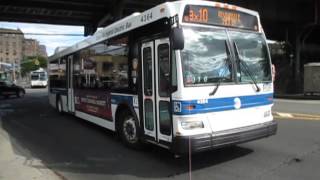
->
<box><xmin>123</xmin><ymin>118</ymin><xmax>137</xmax><ymax>143</ymax></box>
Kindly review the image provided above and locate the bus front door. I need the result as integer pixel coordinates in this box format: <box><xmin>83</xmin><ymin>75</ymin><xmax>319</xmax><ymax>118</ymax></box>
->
<box><xmin>142</xmin><ymin>38</ymin><xmax>172</xmax><ymax>145</ymax></box>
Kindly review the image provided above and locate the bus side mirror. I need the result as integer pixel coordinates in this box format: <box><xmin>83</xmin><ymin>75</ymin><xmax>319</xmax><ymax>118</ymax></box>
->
<box><xmin>170</xmin><ymin>27</ymin><xmax>184</xmax><ymax>50</ymax></box>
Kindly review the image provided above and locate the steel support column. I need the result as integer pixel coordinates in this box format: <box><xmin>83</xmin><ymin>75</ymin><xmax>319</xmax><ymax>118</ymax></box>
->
<box><xmin>295</xmin><ymin>31</ymin><xmax>302</xmax><ymax>92</ymax></box>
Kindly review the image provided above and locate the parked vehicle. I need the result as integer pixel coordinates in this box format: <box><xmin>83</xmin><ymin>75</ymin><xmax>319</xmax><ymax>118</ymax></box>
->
<box><xmin>0</xmin><ymin>80</ymin><xmax>25</xmax><ymax>98</ymax></box>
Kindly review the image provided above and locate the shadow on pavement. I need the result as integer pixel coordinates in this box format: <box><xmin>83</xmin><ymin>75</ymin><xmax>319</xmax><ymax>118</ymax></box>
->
<box><xmin>0</xmin><ymin>93</ymin><xmax>253</xmax><ymax>178</ymax></box>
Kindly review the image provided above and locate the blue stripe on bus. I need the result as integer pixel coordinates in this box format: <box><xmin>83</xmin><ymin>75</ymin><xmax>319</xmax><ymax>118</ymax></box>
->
<box><xmin>111</xmin><ymin>95</ymin><xmax>133</xmax><ymax>105</ymax></box>
<box><xmin>173</xmin><ymin>93</ymin><xmax>273</xmax><ymax>115</ymax></box>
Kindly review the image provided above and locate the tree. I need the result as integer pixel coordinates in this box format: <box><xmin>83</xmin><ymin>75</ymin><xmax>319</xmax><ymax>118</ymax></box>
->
<box><xmin>20</xmin><ymin>56</ymin><xmax>48</xmax><ymax>77</ymax></box>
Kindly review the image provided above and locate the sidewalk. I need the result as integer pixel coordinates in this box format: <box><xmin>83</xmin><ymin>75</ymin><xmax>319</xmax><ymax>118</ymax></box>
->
<box><xmin>0</xmin><ymin>121</ymin><xmax>60</xmax><ymax>180</ymax></box>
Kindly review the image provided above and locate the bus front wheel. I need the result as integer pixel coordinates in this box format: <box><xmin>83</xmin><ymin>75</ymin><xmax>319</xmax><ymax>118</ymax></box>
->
<box><xmin>119</xmin><ymin>110</ymin><xmax>141</xmax><ymax>148</ymax></box>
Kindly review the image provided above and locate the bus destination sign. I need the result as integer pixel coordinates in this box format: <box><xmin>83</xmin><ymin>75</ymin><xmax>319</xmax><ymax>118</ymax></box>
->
<box><xmin>183</xmin><ymin>5</ymin><xmax>259</xmax><ymax>31</ymax></box>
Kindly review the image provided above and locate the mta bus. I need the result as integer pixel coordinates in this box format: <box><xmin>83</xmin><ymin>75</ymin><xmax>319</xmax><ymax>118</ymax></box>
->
<box><xmin>30</xmin><ymin>69</ymin><xmax>48</xmax><ymax>88</ymax></box>
<box><xmin>48</xmin><ymin>0</ymin><xmax>277</xmax><ymax>153</ymax></box>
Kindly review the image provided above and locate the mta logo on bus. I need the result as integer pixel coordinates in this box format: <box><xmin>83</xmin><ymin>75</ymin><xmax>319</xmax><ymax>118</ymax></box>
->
<box><xmin>234</xmin><ymin>97</ymin><xmax>242</xmax><ymax>109</ymax></box>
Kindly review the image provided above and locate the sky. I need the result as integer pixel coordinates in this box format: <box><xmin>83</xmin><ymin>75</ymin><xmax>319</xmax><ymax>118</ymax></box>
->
<box><xmin>0</xmin><ymin>22</ymin><xmax>87</xmax><ymax>56</ymax></box>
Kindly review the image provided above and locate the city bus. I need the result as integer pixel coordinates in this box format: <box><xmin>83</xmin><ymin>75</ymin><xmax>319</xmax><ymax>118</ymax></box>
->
<box><xmin>30</xmin><ymin>69</ymin><xmax>48</xmax><ymax>88</ymax></box>
<box><xmin>48</xmin><ymin>0</ymin><xmax>277</xmax><ymax>154</ymax></box>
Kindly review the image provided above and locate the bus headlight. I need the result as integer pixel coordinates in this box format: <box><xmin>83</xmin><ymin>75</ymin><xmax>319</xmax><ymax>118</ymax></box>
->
<box><xmin>181</xmin><ymin>120</ymin><xmax>204</xmax><ymax>130</ymax></box>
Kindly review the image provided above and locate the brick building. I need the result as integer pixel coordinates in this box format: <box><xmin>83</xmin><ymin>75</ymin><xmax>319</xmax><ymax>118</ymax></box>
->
<box><xmin>0</xmin><ymin>28</ymin><xmax>48</xmax><ymax>80</ymax></box>
<box><xmin>23</xmin><ymin>38</ymin><xmax>47</xmax><ymax>58</ymax></box>
<box><xmin>0</xmin><ymin>28</ymin><xmax>24</xmax><ymax>65</ymax></box>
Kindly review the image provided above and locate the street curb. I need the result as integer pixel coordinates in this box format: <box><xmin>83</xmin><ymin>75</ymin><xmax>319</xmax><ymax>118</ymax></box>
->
<box><xmin>273</xmin><ymin>112</ymin><xmax>320</xmax><ymax>121</ymax></box>
<box><xmin>1</xmin><ymin>105</ymin><xmax>61</xmax><ymax>180</ymax></box>
<box><xmin>274</xmin><ymin>95</ymin><xmax>320</xmax><ymax>100</ymax></box>
<box><xmin>0</xmin><ymin>128</ymin><xmax>61</xmax><ymax>180</ymax></box>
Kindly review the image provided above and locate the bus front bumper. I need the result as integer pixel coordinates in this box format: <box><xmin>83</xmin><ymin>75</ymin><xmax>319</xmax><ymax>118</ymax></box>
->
<box><xmin>172</xmin><ymin>121</ymin><xmax>277</xmax><ymax>154</ymax></box>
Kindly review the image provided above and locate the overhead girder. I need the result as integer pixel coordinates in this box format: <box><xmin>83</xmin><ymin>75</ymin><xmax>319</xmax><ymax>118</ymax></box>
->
<box><xmin>0</xmin><ymin>0</ymin><xmax>319</xmax><ymax>38</ymax></box>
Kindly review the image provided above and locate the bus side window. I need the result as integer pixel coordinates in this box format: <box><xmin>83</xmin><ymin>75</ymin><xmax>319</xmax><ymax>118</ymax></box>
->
<box><xmin>49</xmin><ymin>59</ymin><xmax>66</xmax><ymax>89</ymax></box>
<box><xmin>76</xmin><ymin>38</ymin><xmax>129</xmax><ymax>91</ymax></box>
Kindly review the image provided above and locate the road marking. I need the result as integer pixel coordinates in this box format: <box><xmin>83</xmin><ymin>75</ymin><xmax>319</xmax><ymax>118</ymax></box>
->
<box><xmin>275</xmin><ymin>112</ymin><xmax>293</xmax><ymax>118</ymax></box>
<box><xmin>273</xmin><ymin>112</ymin><xmax>320</xmax><ymax>121</ymax></box>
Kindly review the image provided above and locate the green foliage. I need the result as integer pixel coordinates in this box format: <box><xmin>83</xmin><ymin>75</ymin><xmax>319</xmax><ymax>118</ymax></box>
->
<box><xmin>20</xmin><ymin>56</ymin><xmax>48</xmax><ymax>76</ymax></box>
<box><xmin>37</xmin><ymin>56</ymin><xmax>48</xmax><ymax>67</ymax></box>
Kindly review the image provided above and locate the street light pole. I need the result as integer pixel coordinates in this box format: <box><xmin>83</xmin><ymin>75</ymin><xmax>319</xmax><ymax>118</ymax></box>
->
<box><xmin>12</xmin><ymin>62</ymin><xmax>16</xmax><ymax>83</ymax></box>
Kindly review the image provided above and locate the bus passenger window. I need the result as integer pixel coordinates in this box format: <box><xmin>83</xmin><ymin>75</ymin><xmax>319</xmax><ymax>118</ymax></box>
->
<box><xmin>144</xmin><ymin>99</ymin><xmax>154</xmax><ymax>131</ymax></box>
<box><xmin>49</xmin><ymin>58</ymin><xmax>66</xmax><ymax>89</ymax></box>
<box><xmin>159</xmin><ymin>101</ymin><xmax>171</xmax><ymax>135</ymax></box>
<box><xmin>143</xmin><ymin>47</ymin><xmax>153</xmax><ymax>96</ymax></box>
<box><xmin>76</xmin><ymin>37</ymin><xmax>129</xmax><ymax>91</ymax></box>
<box><xmin>158</xmin><ymin>44</ymin><xmax>170</xmax><ymax>97</ymax></box>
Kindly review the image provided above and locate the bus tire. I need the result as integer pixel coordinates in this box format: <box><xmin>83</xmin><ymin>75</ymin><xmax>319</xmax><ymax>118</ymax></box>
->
<box><xmin>119</xmin><ymin>110</ymin><xmax>141</xmax><ymax>148</ymax></box>
<box><xmin>56</xmin><ymin>96</ymin><xmax>63</xmax><ymax>114</ymax></box>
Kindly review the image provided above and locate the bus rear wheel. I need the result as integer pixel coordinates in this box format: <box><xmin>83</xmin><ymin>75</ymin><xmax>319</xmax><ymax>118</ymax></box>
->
<box><xmin>119</xmin><ymin>111</ymin><xmax>141</xmax><ymax>148</ymax></box>
<box><xmin>56</xmin><ymin>97</ymin><xmax>63</xmax><ymax>114</ymax></box>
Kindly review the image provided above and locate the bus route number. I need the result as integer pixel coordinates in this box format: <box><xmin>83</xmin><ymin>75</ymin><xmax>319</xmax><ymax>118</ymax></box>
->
<box><xmin>141</xmin><ymin>12</ymin><xmax>153</xmax><ymax>22</ymax></box>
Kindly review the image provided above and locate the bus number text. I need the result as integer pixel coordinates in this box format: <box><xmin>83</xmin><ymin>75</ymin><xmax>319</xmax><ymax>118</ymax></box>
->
<box><xmin>141</xmin><ymin>12</ymin><xmax>153</xmax><ymax>22</ymax></box>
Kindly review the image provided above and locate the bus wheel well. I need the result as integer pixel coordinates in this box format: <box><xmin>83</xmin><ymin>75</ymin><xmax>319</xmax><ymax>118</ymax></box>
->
<box><xmin>115</xmin><ymin>104</ymin><xmax>131</xmax><ymax>132</ymax></box>
<box><xmin>115</xmin><ymin>103</ymin><xmax>142</xmax><ymax>148</ymax></box>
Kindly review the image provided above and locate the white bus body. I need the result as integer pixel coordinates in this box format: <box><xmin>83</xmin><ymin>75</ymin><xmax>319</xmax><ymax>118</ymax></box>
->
<box><xmin>48</xmin><ymin>0</ymin><xmax>276</xmax><ymax>153</ymax></box>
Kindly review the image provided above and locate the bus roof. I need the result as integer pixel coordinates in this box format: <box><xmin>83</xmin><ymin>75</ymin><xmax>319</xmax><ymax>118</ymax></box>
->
<box><xmin>49</xmin><ymin>0</ymin><xmax>260</xmax><ymax>62</ymax></box>
<box><xmin>31</xmin><ymin>68</ymin><xmax>46</xmax><ymax>73</ymax></box>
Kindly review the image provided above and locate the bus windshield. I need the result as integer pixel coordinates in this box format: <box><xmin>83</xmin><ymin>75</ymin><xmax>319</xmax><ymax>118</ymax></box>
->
<box><xmin>181</xmin><ymin>27</ymin><xmax>232</xmax><ymax>86</ymax></box>
<box><xmin>228</xmin><ymin>30</ymin><xmax>271</xmax><ymax>83</ymax></box>
<box><xmin>181</xmin><ymin>26</ymin><xmax>271</xmax><ymax>86</ymax></box>
<box><xmin>39</xmin><ymin>73</ymin><xmax>47</xmax><ymax>81</ymax></box>
<box><xmin>31</xmin><ymin>74</ymin><xmax>39</xmax><ymax>80</ymax></box>
<box><xmin>31</xmin><ymin>72</ymin><xmax>47</xmax><ymax>81</ymax></box>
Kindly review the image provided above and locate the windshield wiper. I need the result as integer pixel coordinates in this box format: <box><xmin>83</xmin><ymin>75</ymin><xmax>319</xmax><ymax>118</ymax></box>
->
<box><xmin>209</xmin><ymin>41</ymin><xmax>232</xmax><ymax>96</ymax></box>
<box><xmin>233</xmin><ymin>42</ymin><xmax>261</xmax><ymax>92</ymax></box>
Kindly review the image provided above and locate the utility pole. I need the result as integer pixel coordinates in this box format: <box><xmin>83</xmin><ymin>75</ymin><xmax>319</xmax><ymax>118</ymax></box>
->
<box><xmin>12</xmin><ymin>62</ymin><xmax>16</xmax><ymax>83</ymax></box>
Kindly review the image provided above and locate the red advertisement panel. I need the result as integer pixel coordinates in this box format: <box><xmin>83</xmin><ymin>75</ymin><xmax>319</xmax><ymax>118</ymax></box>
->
<box><xmin>74</xmin><ymin>89</ymin><xmax>112</xmax><ymax>121</ymax></box>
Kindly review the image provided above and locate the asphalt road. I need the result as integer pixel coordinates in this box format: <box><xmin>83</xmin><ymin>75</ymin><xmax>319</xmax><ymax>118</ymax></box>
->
<box><xmin>1</xmin><ymin>89</ymin><xmax>320</xmax><ymax>180</ymax></box>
